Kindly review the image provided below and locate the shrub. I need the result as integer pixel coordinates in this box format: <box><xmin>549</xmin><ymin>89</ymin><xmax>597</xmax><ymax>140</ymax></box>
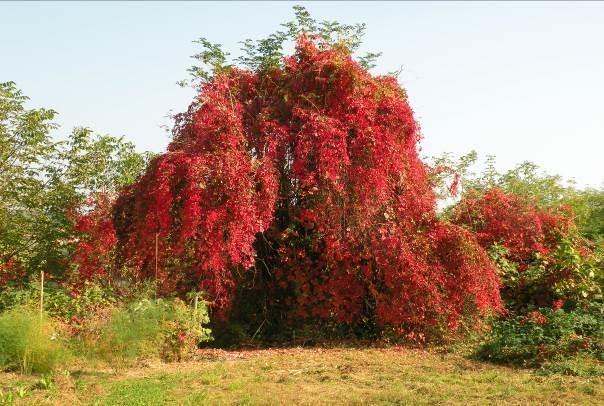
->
<box><xmin>0</xmin><ymin>281</ymin><xmax>39</xmax><ymax>313</ymax></box>
<box><xmin>69</xmin><ymin>193</ymin><xmax>118</xmax><ymax>284</ymax></box>
<box><xmin>93</xmin><ymin>297</ymin><xmax>211</xmax><ymax>365</ymax></box>
<box><xmin>453</xmin><ymin>188</ymin><xmax>601</xmax><ymax>310</ymax></box>
<box><xmin>0</xmin><ymin>279</ymin><xmax>116</xmax><ymax>334</ymax></box>
<box><xmin>45</xmin><ymin>282</ymin><xmax>116</xmax><ymax>335</ymax></box>
<box><xmin>108</xmin><ymin>13</ymin><xmax>502</xmax><ymax>338</ymax></box>
<box><xmin>538</xmin><ymin>355</ymin><xmax>604</xmax><ymax>377</ymax></box>
<box><xmin>0</xmin><ymin>307</ymin><xmax>67</xmax><ymax>374</ymax></box>
<box><xmin>476</xmin><ymin>304</ymin><xmax>604</xmax><ymax>370</ymax></box>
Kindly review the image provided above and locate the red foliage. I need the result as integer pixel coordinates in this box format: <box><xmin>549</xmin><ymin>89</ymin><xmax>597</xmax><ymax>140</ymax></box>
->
<box><xmin>524</xmin><ymin>310</ymin><xmax>547</xmax><ymax>326</ymax></box>
<box><xmin>552</xmin><ymin>298</ymin><xmax>565</xmax><ymax>311</ymax></box>
<box><xmin>70</xmin><ymin>194</ymin><xmax>117</xmax><ymax>283</ymax></box>
<box><xmin>111</xmin><ymin>36</ymin><xmax>502</xmax><ymax>332</ymax></box>
<box><xmin>0</xmin><ymin>257</ymin><xmax>25</xmax><ymax>289</ymax></box>
<box><xmin>451</xmin><ymin>188</ymin><xmax>572</xmax><ymax>268</ymax></box>
<box><xmin>451</xmin><ymin>188</ymin><xmax>590</xmax><ymax>309</ymax></box>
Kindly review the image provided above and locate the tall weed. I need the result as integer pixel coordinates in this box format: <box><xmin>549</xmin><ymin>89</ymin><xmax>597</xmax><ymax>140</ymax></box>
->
<box><xmin>92</xmin><ymin>297</ymin><xmax>211</xmax><ymax>365</ymax></box>
<box><xmin>0</xmin><ymin>307</ymin><xmax>67</xmax><ymax>373</ymax></box>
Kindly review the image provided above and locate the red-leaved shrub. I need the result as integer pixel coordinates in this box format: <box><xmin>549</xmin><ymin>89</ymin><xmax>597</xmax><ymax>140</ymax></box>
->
<box><xmin>108</xmin><ymin>36</ymin><xmax>502</xmax><ymax>335</ymax></box>
<box><xmin>70</xmin><ymin>194</ymin><xmax>117</xmax><ymax>283</ymax></box>
<box><xmin>452</xmin><ymin>188</ymin><xmax>596</xmax><ymax>309</ymax></box>
<box><xmin>451</xmin><ymin>188</ymin><xmax>573</xmax><ymax>266</ymax></box>
<box><xmin>0</xmin><ymin>258</ymin><xmax>25</xmax><ymax>289</ymax></box>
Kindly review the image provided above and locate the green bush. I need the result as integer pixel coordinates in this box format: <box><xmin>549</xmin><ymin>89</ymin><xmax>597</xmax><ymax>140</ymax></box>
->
<box><xmin>0</xmin><ymin>279</ymin><xmax>116</xmax><ymax>323</ymax></box>
<box><xmin>538</xmin><ymin>355</ymin><xmax>604</xmax><ymax>377</ymax></box>
<box><xmin>0</xmin><ymin>281</ymin><xmax>213</xmax><ymax>366</ymax></box>
<box><xmin>0</xmin><ymin>307</ymin><xmax>67</xmax><ymax>373</ymax></box>
<box><xmin>93</xmin><ymin>296</ymin><xmax>212</xmax><ymax>365</ymax></box>
<box><xmin>0</xmin><ymin>281</ymin><xmax>39</xmax><ymax>313</ymax></box>
<box><xmin>476</xmin><ymin>304</ymin><xmax>604</xmax><ymax>372</ymax></box>
<box><xmin>488</xmin><ymin>239</ymin><xmax>602</xmax><ymax>312</ymax></box>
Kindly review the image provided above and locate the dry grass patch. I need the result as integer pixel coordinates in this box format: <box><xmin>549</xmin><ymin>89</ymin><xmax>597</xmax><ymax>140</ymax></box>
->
<box><xmin>1</xmin><ymin>346</ymin><xmax>602</xmax><ymax>405</ymax></box>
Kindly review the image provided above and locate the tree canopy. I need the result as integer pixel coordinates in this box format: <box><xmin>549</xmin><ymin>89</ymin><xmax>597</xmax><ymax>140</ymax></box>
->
<box><xmin>0</xmin><ymin>81</ymin><xmax>150</xmax><ymax>287</ymax></box>
<box><xmin>110</xmin><ymin>13</ymin><xmax>502</xmax><ymax>336</ymax></box>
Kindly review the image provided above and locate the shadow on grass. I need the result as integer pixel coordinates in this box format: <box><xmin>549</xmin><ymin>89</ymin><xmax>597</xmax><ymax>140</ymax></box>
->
<box><xmin>70</xmin><ymin>369</ymin><xmax>114</xmax><ymax>380</ymax></box>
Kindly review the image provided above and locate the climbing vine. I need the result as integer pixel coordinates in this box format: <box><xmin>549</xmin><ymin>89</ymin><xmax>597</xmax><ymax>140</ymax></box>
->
<box><xmin>109</xmin><ymin>33</ymin><xmax>502</xmax><ymax>334</ymax></box>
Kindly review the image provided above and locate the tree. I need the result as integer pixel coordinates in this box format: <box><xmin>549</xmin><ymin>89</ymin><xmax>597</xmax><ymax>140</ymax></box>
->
<box><xmin>112</xmin><ymin>8</ymin><xmax>502</xmax><ymax>338</ymax></box>
<box><xmin>564</xmin><ymin>188</ymin><xmax>604</xmax><ymax>243</ymax></box>
<box><xmin>0</xmin><ymin>81</ymin><xmax>57</xmax><ymax>284</ymax></box>
<box><xmin>0</xmin><ymin>82</ymin><xmax>150</xmax><ymax>287</ymax></box>
<box><xmin>58</xmin><ymin>128</ymin><xmax>153</xmax><ymax>285</ymax></box>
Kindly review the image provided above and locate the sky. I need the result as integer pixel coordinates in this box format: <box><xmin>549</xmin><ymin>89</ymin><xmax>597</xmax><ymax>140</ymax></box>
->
<box><xmin>2</xmin><ymin>1</ymin><xmax>603</xmax><ymax>187</ymax></box>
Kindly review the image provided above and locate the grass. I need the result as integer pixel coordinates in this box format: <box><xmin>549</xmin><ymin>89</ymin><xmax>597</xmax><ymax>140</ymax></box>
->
<box><xmin>1</xmin><ymin>346</ymin><xmax>603</xmax><ymax>405</ymax></box>
<box><xmin>0</xmin><ymin>307</ymin><xmax>67</xmax><ymax>374</ymax></box>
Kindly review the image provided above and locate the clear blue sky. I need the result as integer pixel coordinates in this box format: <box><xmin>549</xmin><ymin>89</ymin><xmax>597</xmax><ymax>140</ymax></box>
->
<box><xmin>2</xmin><ymin>1</ymin><xmax>603</xmax><ymax>187</ymax></box>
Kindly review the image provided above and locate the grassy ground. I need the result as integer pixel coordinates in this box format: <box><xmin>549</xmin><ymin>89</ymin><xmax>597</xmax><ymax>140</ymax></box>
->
<box><xmin>1</xmin><ymin>346</ymin><xmax>603</xmax><ymax>405</ymax></box>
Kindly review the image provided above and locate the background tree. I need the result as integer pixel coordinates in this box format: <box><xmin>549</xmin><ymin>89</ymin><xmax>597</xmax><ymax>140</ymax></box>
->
<box><xmin>0</xmin><ymin>82</ymin><xmax>151</xmax><ymax>287</ymax></box>
<box><xmin>428</xmin><ymin>152</ymin><xmax>604</xmax><ymax>243</ymax></box>
<box><xmin>0</xmin><ymin>81</ymin><xmax>58</xmax><ymax>284</ymax></box>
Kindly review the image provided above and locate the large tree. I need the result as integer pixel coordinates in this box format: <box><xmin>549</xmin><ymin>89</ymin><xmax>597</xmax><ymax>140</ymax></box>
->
<box><xmin>112</xmin><ymin>8</ymin><xmax>502</xmax><ymax>337</ymax></box>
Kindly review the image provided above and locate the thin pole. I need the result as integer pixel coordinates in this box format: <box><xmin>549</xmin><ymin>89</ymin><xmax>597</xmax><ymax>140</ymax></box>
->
<box><xmin>193</xmin><ymin>294</ymin><xmax>198</xmax><ymax>323</ymax></box>
<box><xmin>39</xmin><ymin>271</ymin><xmax>44</xmax><ymax>318</ymax></box>
<box><xmin>155</xmin><ymin>232</ymin><xmax>159</xmax><ymax>299</ymax></box>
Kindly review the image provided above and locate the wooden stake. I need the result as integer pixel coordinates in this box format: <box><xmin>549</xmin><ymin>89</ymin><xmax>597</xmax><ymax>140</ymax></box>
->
<box><xmin>155</xmin><ymin>232</ymin><xmax>159</xmax><ymax>299</ymax></box>
<box><xmin>40</xmin><ymin>271</ymin><xmax>44</xmax><ymax>318</ymax></box>
<box><xmin>193</xmin><ymin>294</ymin><xmax>199</xmax><ymax>323</ymax></box>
